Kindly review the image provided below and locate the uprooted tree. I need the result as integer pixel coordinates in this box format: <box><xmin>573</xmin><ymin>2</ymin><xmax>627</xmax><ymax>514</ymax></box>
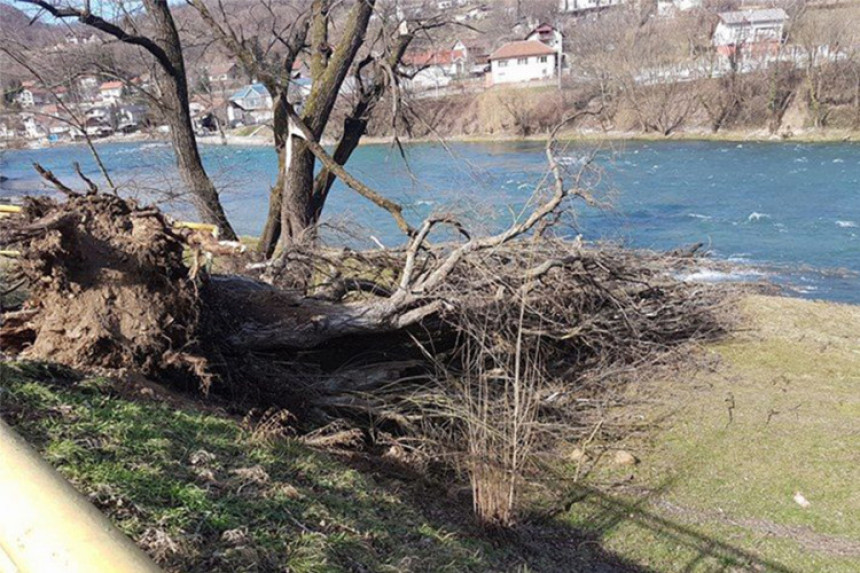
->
<box><xmin>0</xmin><ymin>122</ymin><xmax>726</xmax><ymax>524</ymax></box>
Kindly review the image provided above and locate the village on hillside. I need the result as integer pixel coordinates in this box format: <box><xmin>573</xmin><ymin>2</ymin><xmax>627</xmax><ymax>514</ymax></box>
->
<box><xmin>0</xmin><ymin>0</ymin><xmax>855</xmax><ymax>147</ymax></box>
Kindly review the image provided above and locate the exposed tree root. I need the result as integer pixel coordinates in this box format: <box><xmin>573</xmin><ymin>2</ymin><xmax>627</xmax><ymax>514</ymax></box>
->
<box><xmin>0</xmin><ymin>193</ymin><xmax>206</xmax><ymax>382</ymax></box>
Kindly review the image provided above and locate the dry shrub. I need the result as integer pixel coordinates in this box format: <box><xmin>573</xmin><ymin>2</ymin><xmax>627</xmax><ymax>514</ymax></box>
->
<box><xmin>447</xmin><ymin>329</ymin><xmax>544</xmax><ymax>527</ymax></box>
<box><xmin>357</xmin><ymin>238</ymin><xmax>728</xmax><ymax>527</ymax></box>
<box><xmin>241</xmin><ymin>408</ymin><xmax>295</xmax><ymax>444</ymax></box>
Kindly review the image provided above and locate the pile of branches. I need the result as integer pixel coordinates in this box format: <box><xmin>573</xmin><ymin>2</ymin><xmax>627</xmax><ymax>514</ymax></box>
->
<box><xmin>0</xmin><ymin>146</ymin><xmax>729</xmax><ymax>416</ymax></box>
<box><xmin>250</xmin><ymin>238</ymin><xmax>726</xmax><ymax>411</ymax></box>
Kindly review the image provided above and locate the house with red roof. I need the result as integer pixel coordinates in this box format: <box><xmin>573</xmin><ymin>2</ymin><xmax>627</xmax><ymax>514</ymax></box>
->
<box><xmin>402</xmin><ymin>48</ymin><xmax>466</xmax><ymax>77</ymax></box>
<box><xmin>489</xmin><ymin>41</ymin><xmax>557</xmax><ymax>86</ymax></box>
<box><xmin>99</xmin><ymin>80</ymin><xmax>124</xmax><ymax>105</ymax></box>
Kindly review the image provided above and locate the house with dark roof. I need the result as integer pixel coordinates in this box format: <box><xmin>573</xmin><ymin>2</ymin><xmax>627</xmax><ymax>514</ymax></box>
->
<box><xmin>227</xmin><ymin>83</ymin><xmax>273</xmax><ymax>126</ymax></box>
<box><xmin>15</xmin><ymin>84</ymin><xmax>48</xmax><ymax>108</ymax></box>
<box><xmin>489</xmin><ymin>41</ymin><xmax>557</xmax><ymax>86</ymax></box>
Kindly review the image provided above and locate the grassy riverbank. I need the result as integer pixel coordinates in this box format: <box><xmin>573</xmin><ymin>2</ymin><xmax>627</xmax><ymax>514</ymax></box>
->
<box><xmin>560</xmin><ymin>295</ymin><xmax>860</xmax><ymax>572</ymax></box>
<box><xmin>1</xmin><ymin>294</ymin><xmax>858</xmax><ymax>571</ymax></box>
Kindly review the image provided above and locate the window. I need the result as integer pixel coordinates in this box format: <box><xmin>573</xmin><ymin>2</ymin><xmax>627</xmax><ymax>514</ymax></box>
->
<box><xmin>517</xmin><ymin>57</ymin><xmax>528</xmax><ymax>65</ymax></box>
<box><xmin>498</xmin><ymin>60</ymin><xmax>508</xmax><ymax>67</ymax></box>
<box><xmin>539</xmin><ymin>56</ymin><xmax>548</xmax><ymax>63</ymax></box>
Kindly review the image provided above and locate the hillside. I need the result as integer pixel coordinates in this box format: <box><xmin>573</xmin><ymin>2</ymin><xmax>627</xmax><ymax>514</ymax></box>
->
<box><xmin>0</xmin><ymin>3</ymin><xmax>63</xmax><ymax>47</ymax></box>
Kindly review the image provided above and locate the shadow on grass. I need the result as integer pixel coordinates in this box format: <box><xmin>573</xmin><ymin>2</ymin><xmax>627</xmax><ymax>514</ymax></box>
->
<box><xmin>341</xmin><ymin>452</ymin><xmax>656</xmax><ymax>573</ymax></box>
<box><xmin>554</xmin><ymin>482</ymin><xmax>799</xmax><ymax>573</ymax></box>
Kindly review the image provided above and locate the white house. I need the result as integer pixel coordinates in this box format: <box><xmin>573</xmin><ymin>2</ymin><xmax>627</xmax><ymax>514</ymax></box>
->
<box><xmin>526</xmin><ymin>23</ymin><xmax>564</xmax><ymax>71</ymax></box>
<box><xmin>227</xmin><ymin>83</ymin><xmax>273</xmax><ymax>126</ymax></box>
<box><xmin>98</xmin><ymin>80</ymin><xmax>124</xmax><ymax>105</ymax></box>
<box><xmin>559</xmin><ymin>0</ymin><xmax>625</xmax><ymax>14</ymax></box>
<box><xmin>526</xmin><ymin>24</ymin><xmax>562</xmax><ymax>53</ymax></box>
<box><xmin>452</xmin><ymin>39</ymin><xmax>490</xmax><ymax>76</ymax></box>
<box><xmin>713</xmin><ymin>9</ymin><xmax>787</xmax><ymax>56</ymax></box>
<box><xmin>489</xmin><ymin>41</ymin><xmax>557</xmax><ymax>86</ymax></box>
<box><xmin>15</xmin><ymin>82</ymin><xmax>47</xmax><ymax>108</ymax></box>
<box><xmin>21</xmin><ymin>115</ymin><xmax>46</xmax><ymax>140</ymax></box>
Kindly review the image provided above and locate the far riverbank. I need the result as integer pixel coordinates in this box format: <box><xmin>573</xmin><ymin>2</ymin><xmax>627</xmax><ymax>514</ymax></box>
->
<box><xmin>196</xmin><ymin>126</ymin><xmax>860</xmax><ymax>149</ymax></box>
<box><xmin>5</xmin><ymin>125</ymin><xmax>859</xmax><ymax>154</ymax></box>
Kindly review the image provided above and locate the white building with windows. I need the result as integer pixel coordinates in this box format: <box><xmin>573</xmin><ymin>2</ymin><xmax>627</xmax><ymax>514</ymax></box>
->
<box><xmin>98</xmin><ymin>81</ymin><xmax>124</xmax><ymax>105</ymax></box>
<box><xmin>489</xmin><ymin>41</ymin><xmax>557</xmax><ymax>86</ymax></box>
<box><xmin>713</xmin><ymin>9</ymin><xmax>787</xmax><ymax>56</ymax></box>
<box><xmin>559</xmin><ymin>0</ymin><xmax>625</xmax><ymax>13</ymax></box>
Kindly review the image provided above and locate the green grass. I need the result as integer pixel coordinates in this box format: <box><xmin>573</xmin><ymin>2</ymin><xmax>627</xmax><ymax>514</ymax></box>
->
<box><xmin>559</xmin><ymin>295</ymin><xmax>860</xmax><ymax>572</ymax></box>
<box><xmin>0</xmin><ymin>363</ymin><xmax>498</xmax><ymax>572</ymax></box>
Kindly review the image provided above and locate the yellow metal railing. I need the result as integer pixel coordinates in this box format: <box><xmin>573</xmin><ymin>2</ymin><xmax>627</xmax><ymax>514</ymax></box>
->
<box><xmin>0</xmin><ymin>420</ymin><xmax>162</xmax><ymax>572</ymax></box>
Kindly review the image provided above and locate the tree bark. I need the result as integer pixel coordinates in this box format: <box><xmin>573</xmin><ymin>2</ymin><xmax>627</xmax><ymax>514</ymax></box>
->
<box><xmin>280</xmin><ymin>140</ymin><xmax>318</xmax><ymax>246</ymax></box>
<box><xmin>276</xmin><ymin>0</ymin><xmax>376</xmax><ymax>247</ymax></box>
<box><xmin>145</xmin><ymin>0</ymin><xmax>236</xmax><ymax>240</ymax></box>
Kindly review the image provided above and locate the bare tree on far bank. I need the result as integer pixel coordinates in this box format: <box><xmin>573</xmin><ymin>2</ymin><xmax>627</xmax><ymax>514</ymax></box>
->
<box><xmin>16</xmin><ymin>0</ymin><xmax>237</xmax><ymax>239</ymax></box>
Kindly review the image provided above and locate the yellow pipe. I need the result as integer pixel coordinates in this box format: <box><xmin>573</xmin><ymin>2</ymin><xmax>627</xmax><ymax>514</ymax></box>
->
<box><xmin>0</xmin><ymin>205</ymin><xmax>22</xmax><ymax>214</ymax></box>
<box><xmin>0</xmin><ymin>420</ymin><xmax>162</xmax><ymax>573</ymax></box>
<box><xmin>173</xmin><ymin>221</ymin><xmax>219</xmax><ymax>238</ymax></box>
<box><xmin>0</xmin><ymin>251</ymin><xmax>20</xmax><ymax>258</ymax></box>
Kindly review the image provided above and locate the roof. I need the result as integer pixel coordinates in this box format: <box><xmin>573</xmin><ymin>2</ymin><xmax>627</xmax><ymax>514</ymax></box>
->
<box><xmin>718</xmin><ymin>8</ymin><xmax>788</xmax><ymax>25</ymax></box>
<box><xmin>402</xmin><ymin>49</ymin><xmax>465</xmax><ymax>67</ymax></box>
<box><xmin>455</xmin><ymin>38</ymin><xmax>488</xmax><ymax>52</ymax></box>
<box><xmin>489</xmin><ymin>41</ymin><xmax>556</xmax><ymax>61</ymax></box>
<box><xmin>229</xmin><ymin>83</ymin><xmax>270</xmax><ymax>102</ymax></box>
<box><xmin>208</xmin><ymin>62</ymin><xmax>236</xmax><ymax>76</ymax></box>
<box><xmin>99</xmin><ymin>80</ymin><xmax>124</xmax><ymax>91</ymax></box>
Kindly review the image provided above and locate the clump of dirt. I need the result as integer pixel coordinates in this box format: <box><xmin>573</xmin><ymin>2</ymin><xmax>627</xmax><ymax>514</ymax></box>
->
<box><xmin>1</xmin><ymin>193</ymin><xmax>205</xmax><ymax>379</ymax></box>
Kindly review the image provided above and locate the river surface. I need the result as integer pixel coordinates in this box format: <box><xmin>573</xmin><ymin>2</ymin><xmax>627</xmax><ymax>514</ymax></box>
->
<box><xmin>2</xmin><ymin>139</ymin><xmax>859</xmax><ymax>303</ymax></box>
